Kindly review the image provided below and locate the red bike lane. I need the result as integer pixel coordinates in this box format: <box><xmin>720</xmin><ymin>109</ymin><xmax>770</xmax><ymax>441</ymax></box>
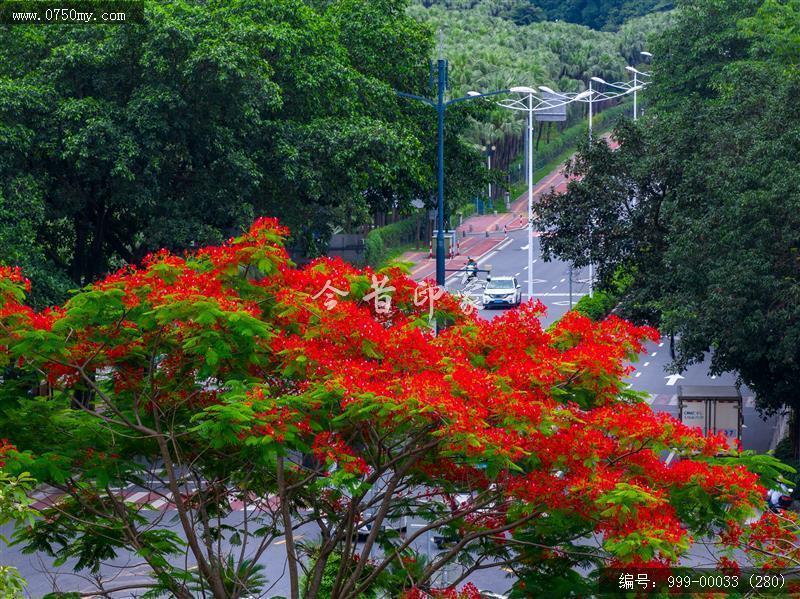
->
<box><xmin>404</xmin><ymin>135</ymin><xmax>619</xmax><ymax>282</ymax></box>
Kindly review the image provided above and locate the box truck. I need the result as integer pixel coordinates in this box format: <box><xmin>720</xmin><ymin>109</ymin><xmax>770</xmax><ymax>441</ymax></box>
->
<box><xmin>678</xmin><ymin>385</ymin><xmax>743</xmax><ymax>449</ymax></box>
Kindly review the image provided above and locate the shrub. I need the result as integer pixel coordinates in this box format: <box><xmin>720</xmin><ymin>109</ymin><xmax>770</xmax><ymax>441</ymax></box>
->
<box><xmin>364</xmin><ymin>218</ymin><xmax>419</xmax><ymax>267</ymax></box>
<box><xmin>573</xmin><ymin>290</ymin><xmax>618</xmax><ymax>320</ymax></box>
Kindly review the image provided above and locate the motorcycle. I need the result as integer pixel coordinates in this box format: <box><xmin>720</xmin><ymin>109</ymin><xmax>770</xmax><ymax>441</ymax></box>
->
<box><xmin>465</xmin><ymin>263</ymin><xmax>478</xmax><ymax>283</ymax></box>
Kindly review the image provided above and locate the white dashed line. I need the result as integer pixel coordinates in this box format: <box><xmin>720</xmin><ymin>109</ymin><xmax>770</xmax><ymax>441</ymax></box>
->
<box><xmin>515</xmin><ymin>272</ymin><xmax>520</xmax><ymax>277</ymax></box>
<box><xmin>635</xmin><ymin>372</ymin><xmax>642</xmax><ymax>378</ymax></box>
<box><xmin>643</xmin><ymin>362</ymin><xmax>650</xmax><ymax>367</ymax></box>
<box><xmin>551</xmin><ymin>285</ymin><xmax>557</xmax><ymax>290</ymax></box>
<box><xmin>650</xmin><ymin>352</ymin><xmax>657</xmax><ymax>357</ymax></box>
<box><xmin>658</xmin><ymin>342</ymin><xmax>664</xmax><ymax>347</ymax></box>
<box><xmin>560</xmin><ymin>278</ymin><xmax>566</xmax><ymax>282</ymax></box>
<box><xmin>523</xmin><ymin>266</ymin><xmax>529</xmax><ymax>270</ymax></box>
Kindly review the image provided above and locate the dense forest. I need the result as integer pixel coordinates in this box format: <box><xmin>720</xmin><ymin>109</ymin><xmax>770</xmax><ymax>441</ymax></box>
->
<box><xmin>414</xmin><ymin>0</ymin><xmax>674</xmax><ymax>30</ymax></box>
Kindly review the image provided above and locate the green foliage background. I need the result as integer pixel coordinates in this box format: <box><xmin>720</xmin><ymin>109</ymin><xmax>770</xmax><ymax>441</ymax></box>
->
<box><xmin>0</xmin><ymin>0</ymin><xmax>674</xmax><ymax>314</ymax></box>
<box><xmin>537</xmin><ymin>0</ymin><xmax>800</xmax><ymax>421</ymax></box>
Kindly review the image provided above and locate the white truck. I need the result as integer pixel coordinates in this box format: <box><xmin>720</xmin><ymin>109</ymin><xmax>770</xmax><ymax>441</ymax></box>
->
<box><xmin>678</xmin><ymin>385</ymin><xmax>743</xmax><ymax>449</ymax></box>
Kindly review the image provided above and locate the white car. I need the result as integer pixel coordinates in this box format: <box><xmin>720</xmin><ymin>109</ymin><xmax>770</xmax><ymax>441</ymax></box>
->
<box><xmin>482</xmin><ymin>276</ymin><xmax>521</xmax><ymax>308</ymax></box>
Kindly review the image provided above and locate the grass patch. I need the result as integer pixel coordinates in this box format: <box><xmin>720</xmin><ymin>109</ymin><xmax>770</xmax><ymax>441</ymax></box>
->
<box><xmin>510</xmin><ymin>142</ymin><xmax>584</xmax><ymax>200</ymax></box>
<box><xmin>375</xmin><ymin>241</ymin><xmax>420</xmax><ymax>270</ymax></box>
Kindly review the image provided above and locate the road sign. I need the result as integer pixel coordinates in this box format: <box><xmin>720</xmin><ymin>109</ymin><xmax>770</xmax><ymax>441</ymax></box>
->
<box><xmin>535</xmin><ymin>90</ymin><xmax>567</xmax><ymax>122</ymax></box>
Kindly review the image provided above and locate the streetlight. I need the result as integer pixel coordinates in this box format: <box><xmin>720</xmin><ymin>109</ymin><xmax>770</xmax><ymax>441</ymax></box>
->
<box><xmin>397</xmin><ymin>65</ymin><xmax>510</xmax><ymax>287</ymax></box>
<box><xmin>624</xmin><ymin>66</ymin><xmax>651</xmax><ymax>120</ymax></box>
<box><xmin>496</xmin><ymin>86</ymin><xmax>591</xmax><ymax>301</ymax></box>
<box><xmin>481</xmin><ymin>144</ymin><xmax>497</xmax><ymax>208</ymax></box>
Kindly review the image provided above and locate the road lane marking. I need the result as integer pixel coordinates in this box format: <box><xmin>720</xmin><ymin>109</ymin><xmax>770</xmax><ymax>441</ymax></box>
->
<box><xmin>145</xmin><ymin>497</ymin><xmax>169</xmax><ymax>510</ymax></box>
<box><xmin>650</xmin><ymin>352</ymin><xmax>657</xmax><ymax>357</ymax></box>
<box><xmin>665</xmin><ymin>451</ymin><xmax>676</xmax><ymax>465</ymax></box>
<box><xmin>658</xmin><ymin>342</ymin><xmax>664</xmax><ymax>347</ymax></box>
<box><xmin>275</xmin><ymin>535</ymin><xmax>305</xmax><ymax>546</ymax></box>
<box><xmin>560</xmin><ymin>278</ymin><xmax>566</xmax><ymax>282</ymax></box>
<box><xmin>635</xmin><ymin>372</ymin><xmax>642</xmax><ymax>378</ymax></box>
<box><xmin>551</xmin><ymin>285</ymin><xmax>557</xmax><ymax>290</ymax></box>
<box><xmin>532</xmin><ymin>292</ymin><xmax>587</xmax><ymax>297</ymax></box>
<box><xmin>665</xmin><ymin>374</ymin><xmax>685</xmax><ymax>386</ymax></box>
<box><xmin>126</xmin><ymin>492</ymin><xmax>150</xmax><ymax>503</ymax></box>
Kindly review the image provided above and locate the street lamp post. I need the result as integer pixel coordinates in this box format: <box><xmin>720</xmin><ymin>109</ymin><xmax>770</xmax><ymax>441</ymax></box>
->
<box><xmin>482</xmin><ymin>144</ymin><xmax>496</xmax><ymax>208</ymax></box>
<box><xmin>397</xmin><ymin>64</ymin><xmax>509</xmax><ymax>287</ymax></box>
<box><xmin>624</xmin><ymin>66</ymin><xmax>651</xmax><ymax>121</ymax></box>
<box><xmin>496</xmin><ymin>87</ymin><xmax>591</xmax><ymax>301</ymax></box>
<box><xmin>523</xmin><ymin>90</ymin><xmax>534</xmax><ymax>301</ymax></box>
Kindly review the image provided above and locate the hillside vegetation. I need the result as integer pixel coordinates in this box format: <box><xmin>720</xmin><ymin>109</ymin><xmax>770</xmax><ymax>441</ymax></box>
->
<box><xmin>408</xmin><ymin>2</ymin><xmax>673</xmax><ymax>185</ymax></box>
<box><xmin>414</xmin><ymin>0</ymin><xmax>674</xmax><ymax>30</ymax></box>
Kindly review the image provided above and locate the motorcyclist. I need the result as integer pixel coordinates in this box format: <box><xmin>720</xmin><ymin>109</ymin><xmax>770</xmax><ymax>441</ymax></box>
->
<box><xmin>466</xmin><ymin>257</ymin><xmax>478</xmax><ymax>281</ymax></box>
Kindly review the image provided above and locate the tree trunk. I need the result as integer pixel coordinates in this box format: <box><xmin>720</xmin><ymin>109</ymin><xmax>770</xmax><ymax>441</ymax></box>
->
<box><xmin>71</xmin><ymin>218</ymin><xmax>88</xmax><ymax>286</ymax></box>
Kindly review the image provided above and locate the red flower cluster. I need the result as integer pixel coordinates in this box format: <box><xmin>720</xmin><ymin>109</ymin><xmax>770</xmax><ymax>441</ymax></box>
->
<box><xmin>312</xmin><ymin>432</ymin><xmax>369</xmax><ymax>476</ymax></box>
<box><xmin>402</xmin><ymin>583</ymin><xmax>481</xmax><ymax>599</ymax></box>
<box><xmin>0</xmin><ymin>217</ymin><xmax>777</xmax><ymax>572</ymax></box>
<box><xmin>0</xmin><ymin>438</ymin><xmax>16</xmax><ymax>468</ymax></box>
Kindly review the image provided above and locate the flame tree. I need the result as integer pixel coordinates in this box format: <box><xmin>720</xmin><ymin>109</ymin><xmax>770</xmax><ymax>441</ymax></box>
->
<box><xmin>0</xmin><ymin>219</ymin><xmax>792</xmax><ymax>598</ymax></box>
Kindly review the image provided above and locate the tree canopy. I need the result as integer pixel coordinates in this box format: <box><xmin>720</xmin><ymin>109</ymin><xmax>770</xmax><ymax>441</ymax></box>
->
<box><xmin>0</xmin><ymin>0</ymin><xmax>490</xmax><ymax>306</ymax></box>
<box><xmin>0</xmin><ymin>218</ymin><xmax>795</xmax><ymax>597</ymax></box>
<box><xmin>537</xmin><ymin>0</ymin><xmax>800</xmax><ymax>420</ymax></box>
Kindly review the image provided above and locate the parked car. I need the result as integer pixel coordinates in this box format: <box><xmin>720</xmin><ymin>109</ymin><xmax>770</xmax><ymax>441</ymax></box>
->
<box><xmin>482</xmin><ymin>276</ymin><xmax>521</xmax><ymax>308</ymax></box>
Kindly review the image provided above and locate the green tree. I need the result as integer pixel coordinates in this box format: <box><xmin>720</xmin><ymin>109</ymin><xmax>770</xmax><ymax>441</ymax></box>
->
<box><xmin>0</xmin><ymin>472</ymin><xmax>37</xmax><ymax>598</ymax></box>
<box><xmin>0</xmin><ymin>220</ymin><xmax>789</xmax><ymax>597</ymax></box>
<box><xmin>537</xmin><ymin>0</ymin><xmax>800</xmax><ymax>448</ymax></box>
<box><xmin>0</xmin><ymin>0</ymin><xmax>486</xmax><ymax>300</ymax></box>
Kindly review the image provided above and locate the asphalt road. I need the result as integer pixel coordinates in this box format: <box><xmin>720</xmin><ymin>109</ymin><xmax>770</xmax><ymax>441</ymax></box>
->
<box><xmin>445</xmin><ymin>228</ymin><xmax>777</xmax><ymax>454</ymax></box>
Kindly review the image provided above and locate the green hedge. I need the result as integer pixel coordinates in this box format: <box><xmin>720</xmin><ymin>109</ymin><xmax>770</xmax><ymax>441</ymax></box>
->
<box><xmin>364</xmin><ymin>217</ymin><xmax>419</xmax><ymax>267</ymax></box>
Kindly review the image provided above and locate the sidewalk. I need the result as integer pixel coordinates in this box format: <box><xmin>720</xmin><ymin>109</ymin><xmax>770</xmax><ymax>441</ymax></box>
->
<box><xmin>402</xmin><ymin>135</ymin><xmax>617</xmax><ymax>282</ymax></box>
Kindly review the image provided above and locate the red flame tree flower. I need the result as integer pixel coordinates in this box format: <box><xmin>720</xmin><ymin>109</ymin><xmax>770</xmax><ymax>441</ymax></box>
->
<box><xmin>0</xmin><ymin>218</ymin><xmax>792</xmax><ymax>599</ymax></box>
